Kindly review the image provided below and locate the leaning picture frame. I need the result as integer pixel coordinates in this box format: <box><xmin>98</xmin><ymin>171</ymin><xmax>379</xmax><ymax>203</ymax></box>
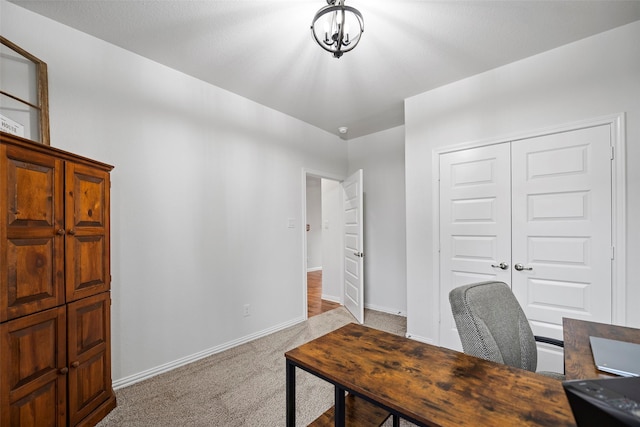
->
<box><xmin>0</xmin><ymin>36</ymin><xmax>50</xmax><ymax>145</ymax></box>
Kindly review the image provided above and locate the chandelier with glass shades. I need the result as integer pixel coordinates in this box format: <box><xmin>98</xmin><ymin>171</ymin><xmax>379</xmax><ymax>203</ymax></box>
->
<box><xmin>311</xmin><ymin>0</ymin><xmax>364</xmax><ymax>58</ymax></box>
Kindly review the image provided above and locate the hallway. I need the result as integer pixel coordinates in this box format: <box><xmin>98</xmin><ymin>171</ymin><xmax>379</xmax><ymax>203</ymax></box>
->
<box><xmin>307</xmin><ymin>270</ymin><xmax>340</xmax><ymax>317</ymax></box>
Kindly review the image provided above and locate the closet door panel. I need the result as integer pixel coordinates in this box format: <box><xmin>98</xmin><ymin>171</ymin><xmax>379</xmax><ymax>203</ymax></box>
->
<box><xmin>511</xmin><ymin>125</ymin><xmax>612</xmax><ymax>337</ymax></box>
<box><xmin>438</xmin><ymin>125</ymin><xmax>613</xmax><ymax>375</ymax></box>
<box><xmin>438</xmin><ymin>143</ymin><xmax>512</xmax><ymax>350</ymax></box>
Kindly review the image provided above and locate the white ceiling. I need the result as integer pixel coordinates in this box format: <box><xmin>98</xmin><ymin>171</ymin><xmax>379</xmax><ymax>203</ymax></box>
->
<box><xmin>9</xmin><ymin>0</ymin><xmax>640</xmax><ymax>139</ymax></box>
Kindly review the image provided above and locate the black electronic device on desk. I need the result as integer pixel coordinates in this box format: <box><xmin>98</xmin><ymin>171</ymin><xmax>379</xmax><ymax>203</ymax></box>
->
<box><xmin>563</xmin><ymin>377</ymin><xmax>640</xmax><ymax>426</ymax></box>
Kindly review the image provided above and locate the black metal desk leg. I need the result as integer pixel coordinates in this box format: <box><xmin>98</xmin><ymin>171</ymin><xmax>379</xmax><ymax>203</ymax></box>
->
<box><xmin>286</xmin><ymin>361</ymin><xmax>296</xmax><ymax>427</ymax></box>
<box><xmin>393</xmin><ymin>414</ymin><xmax>400</xmax><ymax>427</ymax></box>
<box><xmin>334</xmin><ymin>386</ymin><xmax>346</xmax><ymax>427</ymax></box>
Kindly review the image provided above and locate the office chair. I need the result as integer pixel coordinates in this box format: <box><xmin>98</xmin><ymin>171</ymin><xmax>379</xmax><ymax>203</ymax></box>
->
<box><xmin>449</xmin><ymin>281</ymin><xmax>565</xmax><ymax>380</ymax></box>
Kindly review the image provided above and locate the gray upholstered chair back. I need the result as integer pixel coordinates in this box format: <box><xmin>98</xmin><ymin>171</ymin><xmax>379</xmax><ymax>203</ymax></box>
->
<box><xmin>449</xmin><ymin>281</ymin><xmax>537</xmax><ymax>372</ymax></box>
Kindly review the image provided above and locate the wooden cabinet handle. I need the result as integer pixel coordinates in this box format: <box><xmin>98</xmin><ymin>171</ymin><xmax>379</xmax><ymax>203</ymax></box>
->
<box><xmin>68</xmin><ymin>229</ymin><xmax>76</xmax><ymax>235</ymax></box>
<box><xmin>71</xmin><ymin>361</ymin><xmax>80</xmax><ymax>368</ymax></box>
<box><xmin>59</xmin><ymin>367</ymin><xmax>69</xmax><ymax>375</ymax></box>
<box><xmin>57</xmin><ymin>229</ymin><xmax>65</xmax><ymax>235</ymax></box>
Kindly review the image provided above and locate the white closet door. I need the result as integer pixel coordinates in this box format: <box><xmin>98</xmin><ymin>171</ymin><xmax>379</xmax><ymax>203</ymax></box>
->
<box><xmin>439</xmin><ymin>125</ymin><xmax>613</xmax><ymax>368</ymax></box>
<box><xmin>438</xmin><ymin>144</ymin><xmax>512</xmax><ymax>350</ymax></box>
<box><xmin>511</xmin><ymin>125</ymin><xmax>612</xmax><ymax>370</ymax></box>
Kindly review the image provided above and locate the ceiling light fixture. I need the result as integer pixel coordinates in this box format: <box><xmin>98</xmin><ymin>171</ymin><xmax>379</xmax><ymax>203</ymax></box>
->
<box><xmin>311</xmin><ymin>0</ymin><xmax>364</xmax><ymax>59</ymax></box>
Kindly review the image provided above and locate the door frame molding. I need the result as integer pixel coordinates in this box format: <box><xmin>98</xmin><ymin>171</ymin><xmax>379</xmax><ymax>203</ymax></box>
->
<box><xmin>432</xmin><ymin>113</ymin><xmax>627</xmax><ymax>344</ymax></box>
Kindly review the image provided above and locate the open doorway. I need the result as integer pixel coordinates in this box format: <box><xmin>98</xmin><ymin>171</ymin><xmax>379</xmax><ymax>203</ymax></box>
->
<box><xmin>303</xmin><ymin>169</ymin><xmax>365</xmax><ymax>322</ymax></box>
<box><xmin>305</xmin><ymin>174</ymin><xmax>343</xmax><ymax>318</ymax></box>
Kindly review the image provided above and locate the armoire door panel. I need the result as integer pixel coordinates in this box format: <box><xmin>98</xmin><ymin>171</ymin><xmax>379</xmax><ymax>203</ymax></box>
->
<box><xmin>4</xmin><ymin>236</ymin><xmax>64</xmax><ymax>321</ymax></box>
<box><xmin>69</xmin><ymin>351</ymin><xmax>109</xmax><ymax>426</ymax></box>
<box><xmin>0</xmin><ymin>307</ymin><xmax>67</xmax><ymax>427</ymax></box>
<box><xmin>3</xmin><ymin>146</ymin><xmax>63</xmax><ymax>229</ymax></box>
<box><xmin>69</xmin><ymin>296</ymin><xmax>108</xmax><ymax>356</ymax></box>
<box><xmin>67</xmin><ymin>292</ymin><xmax>112</xmax><ymax>426</ymax></box>
<box><xmin>66</xmin><ymin>235</ymin><xmax>108</xmax><ymax>301</ymax></box>
<box><xmin>10</xmin><ymin>379</ymin><xmax>60</xmax><ymax>427</ymax></box>
<box><xmin>8</xmin><ymin>164</ymin><xmax>55</xmax><ymax>227</ymax></box>
<box><xmin>69</xmin><ymin>173</ymin><xmax>105</xmax><ymax>228</ymax></box>
<box><xmin>65</xmin><ymin>163</ymin><xmax>110</xmax><ymax>302</ymax></box>
<box><xmin>1</xmin><ymin>145</ymin><xmax>65</xmax><ymax>322</ymax></box>
<box><xmin>66</xmin><ymin>163</ymin><xmax>108</xmax><ymax>229</ymax></box>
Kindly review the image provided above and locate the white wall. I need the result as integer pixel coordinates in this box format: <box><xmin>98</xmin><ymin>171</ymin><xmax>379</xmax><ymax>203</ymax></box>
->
<box><xmin>405</xmin><ymin>21</ymin><xmax>640</xmax><ymax>343</ymax></box>
<box><xmin>305</xmin><ymin>177</ymin><xmax>322</xmax><ymax>271</ymax></box>
<box><xmin>348</xmin><ymin>126</ymin><xmax>407</xmax><ymax>315</ymax></box>
<box><xmin>320</xmin><ymin>178</ymin><xmax>343</xmax><ymax>302</ymax></box>
<box><xmin>2</xmin><ymin>1</ymin><xmax>349</xmax><ymax>385</ymax></box>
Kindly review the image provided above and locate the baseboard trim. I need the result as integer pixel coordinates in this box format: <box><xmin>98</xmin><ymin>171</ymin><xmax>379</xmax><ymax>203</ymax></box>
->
<box><xmin>112</xmin><ymin>315</ymin><xmax>306</xmax><ymax>390</ymax></box>
<box><xmin>306</xmin><ymin>266</ymin><xmax>322</xmax><ymax>272</ymax></box>
<box><xmin>321</xmin><ymin>293</ymin><xmax>341</xmax><ymax>303</ymax></box>
<box><xmin>405</xmin><ymin>333</ymin><xmax>434</xmax><ymax>345</ymax></box>
<box><xmin>364</xmin><ymin>303</ymin><xmax>407</xmax><ymax>317</ymax></box>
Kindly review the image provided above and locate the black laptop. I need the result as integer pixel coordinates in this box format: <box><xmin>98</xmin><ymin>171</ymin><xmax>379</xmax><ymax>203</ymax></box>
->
<box><xmin>563</xmin><ymin>377</ymin><xmax>640</xmax><ymax>426</ymax></box>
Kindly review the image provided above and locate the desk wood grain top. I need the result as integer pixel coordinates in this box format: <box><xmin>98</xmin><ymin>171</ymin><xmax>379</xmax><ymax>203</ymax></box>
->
<box><xmin>286</xmin><ymin>323</ymin><xmax>575</xmax><ymax>427</ymax></box>
<box><xmin>563</xmin><ymin>317</ymin><xmax>640</xmax><ymax>380</ymax></box>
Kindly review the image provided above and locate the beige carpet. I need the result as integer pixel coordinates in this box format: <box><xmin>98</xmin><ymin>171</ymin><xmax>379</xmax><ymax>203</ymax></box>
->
<box><xmin>98</xmin><ymin>307</ymin><xmax>416</xmax><ymax>426</ymax></box>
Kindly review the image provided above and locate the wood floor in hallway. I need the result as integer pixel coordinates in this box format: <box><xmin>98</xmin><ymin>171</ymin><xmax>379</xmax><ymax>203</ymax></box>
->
<box><xmin>307</xmin><ymin>270</ymin><xmax>340</xmax><ymax>317</ymax></box>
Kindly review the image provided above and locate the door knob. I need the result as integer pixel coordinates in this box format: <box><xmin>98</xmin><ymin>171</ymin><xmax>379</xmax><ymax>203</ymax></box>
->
<box><xmin>514</xmin><ymin>263</ymin><xmax>533</xmax><ymax>271</ymax></box>
<box><xmin>491</xmin><ymin>262</ymin><xmax>509</xmax><ymax>270</ymax></box>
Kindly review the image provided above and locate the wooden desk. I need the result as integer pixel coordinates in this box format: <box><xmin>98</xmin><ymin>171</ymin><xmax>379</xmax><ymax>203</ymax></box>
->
<box><xmin>285</xmin><ymin>323</ymin><xmax>575</xmax><ymax>427</ymax></box>
<box><xmin>563</xmin><ymin>318</ymin><xmax>640</xmax><ymax>380</ymax></box>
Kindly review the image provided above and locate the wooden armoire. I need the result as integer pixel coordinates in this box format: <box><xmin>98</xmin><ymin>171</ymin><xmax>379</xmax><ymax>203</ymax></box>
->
<box><xmin>0</xmin><ymin>132</ymin><xmax>116</xmax><ymax>426</ymax></box>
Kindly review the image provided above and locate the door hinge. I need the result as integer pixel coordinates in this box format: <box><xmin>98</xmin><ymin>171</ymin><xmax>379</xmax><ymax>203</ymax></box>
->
<box><xmin>611</xmin><ymin>246</ymin><xmax>615</xmax><ymax>260</ymax></box>
<box><xmin>611</xmin><ymin>146</ymin><xmax>615</xmax><ymax>160</ymax></box>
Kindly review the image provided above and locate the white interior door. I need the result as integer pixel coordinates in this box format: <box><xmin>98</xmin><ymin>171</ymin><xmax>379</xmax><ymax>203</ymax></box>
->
<box><xmin>343</xmin><ymin>169</ymin><xmax>364</xmax><ymax>323</ymax></box>
<box><xmin>511</xmin><ymin>125</ymin><xmax>612</xmax><ymax>370</ymax></box>
<box><xmin>439</xmin><ymin>144</ymin><xmax>512</xmax><ymax>350</ymax></box>
<box><xmin>439</xmin><ymin>125</ymin><xmax>613</xmax><ymax>370</ymax></box>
